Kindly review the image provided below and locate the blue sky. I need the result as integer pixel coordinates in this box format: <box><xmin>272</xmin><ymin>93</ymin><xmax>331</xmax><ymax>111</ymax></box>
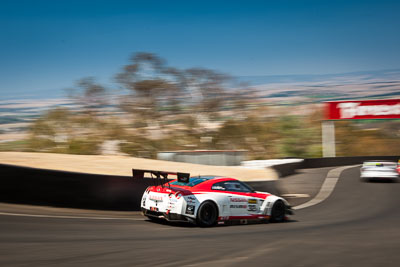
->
<box><xmin>1</xmin><ymin>0</ymin><xmax>400</xmax><ymax>99</ymax></box>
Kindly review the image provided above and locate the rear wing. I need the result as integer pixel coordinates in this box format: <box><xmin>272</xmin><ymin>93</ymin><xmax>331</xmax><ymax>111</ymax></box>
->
<box><xmin>132</xmin><ymin>169</ymin><xmax>190</xmax><ymax>187</ymax></box>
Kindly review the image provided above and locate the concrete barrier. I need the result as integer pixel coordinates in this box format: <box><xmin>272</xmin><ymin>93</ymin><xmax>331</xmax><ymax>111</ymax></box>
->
<box><xmin>0</xmin><ymin>163</ymin><xmax>279</xmax><ymax>211</ymax></box>
<box><xmin>0</xmin><ymin>163</ymin><xmax>154</xmax><ymax>211</ymax></box>
<box><xmin>271</xmin><ymin>161</ymin><xmax>304</xmax><ymax>177</ymax></box>
<box><xmin>158</xmin><ymin>150</ymin><xmax>247</xmax><ymax>166</ymax></box>
<box><xmin>302</xmin><ymin>156</ymin><xmax>399</xmax><ymax>168</ymax></box>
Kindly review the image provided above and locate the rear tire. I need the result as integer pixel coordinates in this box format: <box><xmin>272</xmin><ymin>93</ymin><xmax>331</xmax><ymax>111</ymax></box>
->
<box><xmin>196</xmin><ymin>201</ymin><xmax>218</xmax><ymax>227</ymax></box>
<box><xmin>270</xmin><ymin>200</ymin><xmax>286</xmax><ymax>223</ymax></box>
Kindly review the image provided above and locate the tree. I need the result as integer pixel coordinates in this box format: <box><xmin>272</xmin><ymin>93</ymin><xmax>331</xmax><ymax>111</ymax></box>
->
<box><xmin>114</xmin><ymin>52</ymin><xmax>240</xmax><ymax>137</ymax></box>
<box><xmin>183</xmin><ymin>67</ymin><xmax>230</xmax><ymax>114</ymax></box>
<box><xmin>115</xmin><ymin>52</ymin><xmax>180</xmax><ymax>121</ymax></box>
<box><xmin>67</xmin><ymin>77</ymin><xmax>107</xmax><ymax>114</ymax></box>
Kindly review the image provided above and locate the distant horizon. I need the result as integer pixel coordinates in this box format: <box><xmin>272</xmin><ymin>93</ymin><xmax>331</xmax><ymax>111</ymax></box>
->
<box><xmin>2</xmin><ymin>65</ymin><xmax>400</xmax><ymax>100</ymax></box>
<box><xmin>1</xmin><ymin>67</ymin><xmax>400</xmax><ymax>101</ymax></box>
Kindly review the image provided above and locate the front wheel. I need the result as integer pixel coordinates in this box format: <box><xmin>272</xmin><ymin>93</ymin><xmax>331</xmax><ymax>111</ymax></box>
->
<box><xmin>196</xmin><ymin>201</ymin><xmax>218</xmax><ymax>227</ymax></box>
<box><xmin>270</xmin><ymin>200</ymin><xmax>286</xmax><ymax>223</ymax></box>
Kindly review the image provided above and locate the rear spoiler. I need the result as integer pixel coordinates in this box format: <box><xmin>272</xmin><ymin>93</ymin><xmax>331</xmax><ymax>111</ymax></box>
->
<box><xmin>132</xmin><ymin>169</ymin><xmax>190</xmax><ymax>187</ymax></box>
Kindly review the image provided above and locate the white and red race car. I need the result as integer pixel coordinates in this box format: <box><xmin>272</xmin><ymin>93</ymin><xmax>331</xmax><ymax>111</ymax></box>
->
<box><xmin>134</xmin><ymin>169</ymin><xmax>293</xmax><ymax>227</ymax></box>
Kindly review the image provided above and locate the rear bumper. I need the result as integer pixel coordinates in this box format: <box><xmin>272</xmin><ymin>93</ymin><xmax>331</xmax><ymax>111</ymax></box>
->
<box><xmin>141</xmin><ymin>208</ymin><xmax>191</xmax><ymax>222</ymax></box>
<box><xmin>361</xmin><ymin>172</ymin><xmax>399</xmax><ymax>179</ymax></box>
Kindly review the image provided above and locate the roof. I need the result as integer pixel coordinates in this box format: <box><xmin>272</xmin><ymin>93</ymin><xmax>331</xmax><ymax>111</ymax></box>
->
<box><xmin>170</xmin><ymin>176</ymin><xmax>235</xmax><ymax>188</ymax></box>
<box><xmin>190</xmin><ymin>175</ymin><xmax>223</xmax><ymax>179</ymax></box>
<box><xmin>363</xmin><ymin>160</ymin><xmax>397</xmax><ymax>163</ymax></box>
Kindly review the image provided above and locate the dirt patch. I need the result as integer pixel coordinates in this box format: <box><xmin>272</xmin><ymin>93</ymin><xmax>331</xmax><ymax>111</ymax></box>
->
<box><xmin>0</xmin><ymin>152</ymin><xmax>277</xmax><ymax>181</ymax></box>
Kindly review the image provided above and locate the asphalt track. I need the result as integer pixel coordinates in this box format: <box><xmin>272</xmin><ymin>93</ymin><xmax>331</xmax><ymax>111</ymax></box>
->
<box><xmin>1</xmin><ymin>166</ymin><xmax>400</xmax><ymax>266</ymax></box>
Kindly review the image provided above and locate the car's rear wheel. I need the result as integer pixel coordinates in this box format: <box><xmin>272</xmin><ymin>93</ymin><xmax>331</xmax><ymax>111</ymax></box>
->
<box><xmin>270</xmin><ymin>200</ymin><xmax>286</xmax><ymax>223</ymax></box>
<box><xmin>196</xmin><ymin>201</ymin><xmax>218</xmax><ymax>227</ymax></box>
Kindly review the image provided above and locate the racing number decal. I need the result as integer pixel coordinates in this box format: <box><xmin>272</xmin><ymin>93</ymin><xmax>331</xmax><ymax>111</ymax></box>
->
<box><xmin>247</xmin><ymin>204</ymin><xmax>257</xmax><ymax>212</ymax></box>
<box><xmin>247</xmin><ymin>199</ymin><xmax>258</xmax><ymax>213</ymax></box>
<box><xmin>228</xmin><ymin>197</ymin><xmax>262</xmax><ymax>215</ymax></box>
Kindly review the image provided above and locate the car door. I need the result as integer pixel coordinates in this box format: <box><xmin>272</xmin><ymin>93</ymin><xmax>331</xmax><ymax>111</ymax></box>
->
<box><xmin>222</xmin><ymin>181</ymin><xmax>257</xmax><ymax>216</ymax></box>
<box><xmin>210</xmin><ymin>181</ymin><xmax>230</xmax><ymax>218</ymax></box>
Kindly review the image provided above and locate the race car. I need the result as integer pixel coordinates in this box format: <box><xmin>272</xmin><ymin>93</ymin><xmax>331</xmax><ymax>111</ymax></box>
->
<box><xmin>134</xmin><ymin>169</ymin><xmax>293</xmax><ymax>227</ymax></box>
<box><xmin>397</xmin><ymin>160</ymin><xmax>400</xmax><ymax>175</ymax></box>
<box><xmin>360</xmin><ymin>160</ymin><xmax>400</xmax><ymax>181</ymax></box>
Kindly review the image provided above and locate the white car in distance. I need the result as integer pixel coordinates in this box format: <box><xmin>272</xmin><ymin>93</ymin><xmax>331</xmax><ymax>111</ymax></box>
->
<box><xmin>360</xmin><ymin>160</ymin><xmax>399</xmax><ymax>182</ymax></box>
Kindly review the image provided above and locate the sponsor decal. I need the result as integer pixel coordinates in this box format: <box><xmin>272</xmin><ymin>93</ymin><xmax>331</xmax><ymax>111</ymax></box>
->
<box><xmin>186</xmin><ymin>205</ymin><xmax>195</xmax><ymax>215</ymax></box>
<box><xmin>337</xmin><ymin>102</ymin><xmax>400</xmax><ymax>119</ymax></box>
<box><xmin>326</xmin><ymin>99</ymin><xmax>400</xmax><ymax>120</ymax></box>
<box><xmin>248</xmin><ymin>199</ymin><xmax>257</xmax><ymax>204</ymax></box>
<box><xmin>230</xmin><ymin>204</ymin><xmax>247</xmax><ymax>209</ymax></box>
<box><xmin>212</xmin><ymin>185</ymin><xmax>225</xmax><ymax>190</ymax></box>
<box><xmin>248</xmin><ymin>204</ymin><xmax>257</xmax><ymax>212</ymax></box>
<box><xmin>187</xmin><ymin>196</ymin><xmax>196</xmax><ymax>201</ymax></box>
<box><xmin>149</xmin><ymin>195</ymin><xmax>163</xmax><ymax>201</ymax></box>
<box><xmin>230</xmin><ymin>198</ymin><xmax>247</xmax><ymax>202</ymax></box>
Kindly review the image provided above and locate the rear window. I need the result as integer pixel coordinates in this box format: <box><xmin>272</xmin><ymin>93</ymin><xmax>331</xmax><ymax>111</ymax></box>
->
<box><xmin>170</xmin><ymin>177</ymin><xmax>210</xmax><ymax>187</ymax></box>
<box><xmin>363</xmin><ymin>162</ymin><xmax>396</xmax><ymax>168</ymax></box>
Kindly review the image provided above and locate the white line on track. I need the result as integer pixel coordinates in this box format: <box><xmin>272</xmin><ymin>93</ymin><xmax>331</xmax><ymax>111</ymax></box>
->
<box><xmin>293</xmin><ymin>165</ymin><xmax>359</xmax><ymax>210</ymax></box>
<box><xmin>281</xmin><ymin>193</ymin><xmax>310</xmax><ymax>198</ymax></box>
<box><xmin>0</xmin><ymin>211</ymin><xmax>144</xmax><ymax>221</ymax></box>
